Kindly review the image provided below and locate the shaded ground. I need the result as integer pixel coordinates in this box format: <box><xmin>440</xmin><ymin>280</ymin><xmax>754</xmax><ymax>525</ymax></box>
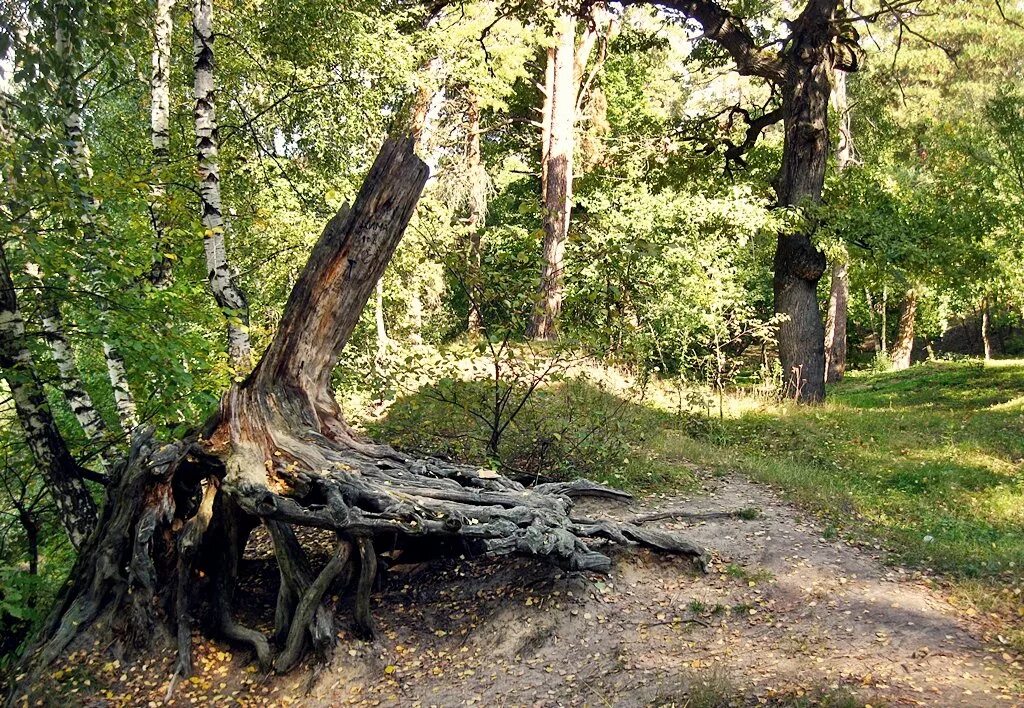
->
<box><xmin>34</xmin><ymin>467</ymin><xmax>1023</xmax><ymax>706</ymax></box>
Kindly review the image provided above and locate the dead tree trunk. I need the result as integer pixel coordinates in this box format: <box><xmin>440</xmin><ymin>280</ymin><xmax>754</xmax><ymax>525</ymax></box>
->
<box><xmin>890</xmin><ymin>288</ymin><xmax>917</xmax><ymax>371</ymax></box>
<box><xmin>193</xmin><ymin>0</ymin><xmax>252</xmax><ymax>373</ymax></box>
<box><xmin>528</xmin><ymin>15</ymin><xmax>576</xmax><ymax>340</ymax></box>
<box><xmin>824</xmin><ymin>68</ymin><xmax>853</xmax><ymax>384</ymax></box>
<box><xmin>0</xmin><ymin>248</ymin><xmax>96</xmax><ymax>549</ymax></box>
<box><xmin>17</xmin><ymin>135</ymin><xmax>706</xmax><ymax>696</ymax></box>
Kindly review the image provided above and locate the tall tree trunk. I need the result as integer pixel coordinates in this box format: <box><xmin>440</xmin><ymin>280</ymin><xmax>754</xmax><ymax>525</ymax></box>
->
<box><xmin>0</xmin><ymin>248</ymin><xmax>96</xmax><ymax>549</ymax></box>
<box><xmin>465</xmin><ymin>91</ymin><xmax>485</xmax><ymax>335</ymax></box>
<box><xmin>981</xmin><ymin>297</ymin><xmax>992</xmax><ymax>361</ymax></box>
<box><xmin>539</xmin><ymin>46</ymin><xmax>555</xmax><ymax>197</ymax></box>
<box><xmin>193</xmin><ymin>0</ymin><xmax>252</xmax><ymax>374</ymax></box>
<box><xmin>374</xmin><ymin>277</ymin><xmax>389</xmax><ymax>357</ymax></box>
<box><xmin>824</xmin><ymin>68</ymin><xmax>853</xmax><ymax>384</ymax></box>
<box><xmin>55</xmin><ymin>3</ymin><xmax>139</xmax><ymax>434</ymax></box>
<box><xmin>772</xmin><ymin>10</ymin><xmax>833</xmax><ymax>403</ymax></box>
<box><xmin>148</xmin><ymin>0</ymin><xmax>175</xmax><ymax>289</ymax></box>
<box><xmin>823</xmin><ymin>261</ymin><xmax>848</xmax><ymax>383</ymax></box>
<box><xmin>891</xmin><ymin>288</ymin><xmax>917</xmax><ymax>371</ymax></box>
<box><xmin>528</xmin><ymin>15</ymin><xmax>576</xmax><ymax>340</ymax></box>
<box><xmin>880</xmin><ymin>285</ymin><xmax>888</xmax><ymax>354</ymax></box>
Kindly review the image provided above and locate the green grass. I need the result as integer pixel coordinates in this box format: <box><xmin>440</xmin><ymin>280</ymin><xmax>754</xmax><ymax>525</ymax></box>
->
<box><xmin>667</xmin><ymin>359</ymin><xmax>1024</xmax><ymax>646</ymax></box>
<box><xmin>677</xmin><ymin>360</ymin><xmax>1024</xmax><ymax>579</ymax></box>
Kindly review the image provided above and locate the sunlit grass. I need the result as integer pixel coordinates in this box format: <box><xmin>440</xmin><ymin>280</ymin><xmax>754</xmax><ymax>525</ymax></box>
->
<box><xmin>649</xmin><ymin>359</ymin><xmax>1024</xmax><ymax>647</ymax></box>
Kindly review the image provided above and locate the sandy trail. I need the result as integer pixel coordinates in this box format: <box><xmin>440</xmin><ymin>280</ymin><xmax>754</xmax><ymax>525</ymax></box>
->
<box><xmin>292</xmin><ymin>470</ymin><xmax>1021</xmax><ymax>707</ymax></box>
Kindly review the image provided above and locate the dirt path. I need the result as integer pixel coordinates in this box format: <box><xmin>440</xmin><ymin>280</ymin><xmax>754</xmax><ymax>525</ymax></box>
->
<box><xmin>39</xmin><ymin>470</ymin><xmax>1024</xmax><ymax>706</ymax></box>
<box><xmin>286</xmin><ymin>470</ymin><xmax>1020</xmax><ymax>707</ymax></box>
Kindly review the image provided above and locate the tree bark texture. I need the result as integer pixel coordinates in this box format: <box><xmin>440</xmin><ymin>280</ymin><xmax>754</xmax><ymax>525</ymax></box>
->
<box><xmin>823</xmin><ymin>261</ymin><xmax>848</xmax><ymax>384</ymax></box>
<box><xmin>771</xmin><ymin>3</ymin><xmax>836</xmax><ymax>403</ymax></box>
<box><xmin>148</xmin><ymin>0</ymin><xmax>175</xmax><ymax>289</ymax></box>
<box><xmin>528</xmin><ymin>15</ymin><xmax>576</xmax><ymax>341</ymax></box>
<box><xmin>55</xmin><ymin>4</ymin><xmax>139</xmax><ymax>433</ymax></box>
<box><xmin>40</xmin><ymin>300</ymin><xmax>115</xmax><ymax>469</ymax></box>
<box><xmin>890</xmin><ymin>288</ymin><xmax>917</xmax><ymax>371</ymax></box>
<box><xmin>982</xmin><ymin>299</ymin><xmax>993</xmax><ymax>361</ymax></box>
<box><xmin>465</xmin><ymin>91</ymin><xmax>486</xmax><ymax>334</ymax></box>
<box><xmin>193</xmin><ymin>0</ymin><xmax>252</xmax><ymax>373</ymax></box>
<box><xmin>15</xmin><ymin>136</ymin><xmax>707</xmax><ymax>696</ymax></box>
<box><xmin>0</xmin><ymin>249</ymin><xmax>96</xmax><ymax>549</ymax></box>
<box><xmin>824</xmin><ymin>68</ymin><xmax>853</xmax><ymax>384</ymax></box>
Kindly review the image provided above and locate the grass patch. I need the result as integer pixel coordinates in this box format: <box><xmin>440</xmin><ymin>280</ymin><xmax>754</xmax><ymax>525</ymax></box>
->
<box><xmin>668</xmin><ymin>359</ymin><xmax>1024</xmax><ymax>642</ymax></box>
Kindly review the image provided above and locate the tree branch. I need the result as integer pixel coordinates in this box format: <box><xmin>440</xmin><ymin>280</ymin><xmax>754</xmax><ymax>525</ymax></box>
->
<box><xmin>623</xmin><ymin>0</ymin><xmax>787</xmax><ymax>82</ymax></box>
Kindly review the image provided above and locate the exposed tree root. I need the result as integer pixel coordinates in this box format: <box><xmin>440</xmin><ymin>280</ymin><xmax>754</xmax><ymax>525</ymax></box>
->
<box><xmin>8</xmin><ymin>135</ymin><xmax>711</xmax><ymax>703</ymax></box>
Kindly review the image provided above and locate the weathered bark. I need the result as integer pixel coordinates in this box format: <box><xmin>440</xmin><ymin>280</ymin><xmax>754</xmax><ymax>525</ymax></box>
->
<box><xmin>465</xmin><ymin>91</ymin><xmax>486</xmax><ymax>335</ymax></box>
<box><xmin>55</xmin><ymin>4</ymin><xmax>139</xmax><ymax>433</ymax></box>
<box><xmin>771</xmin><ymin>3</ymin><xmax>836</xmax><ymax>403</ymax></box>
<box><xmin>7</xmin><ymin>134</ymin><xmax>709</xmax><ymax>702</ymax></box>
<box><xmin>193</xmin><ymin>0</ymin><xmax>252</xmax><ymax>373</ymax></box>
<box><xmin>528</xmin><ymin>15</ymin><xmax>576</xmax><ymax>340</ymax></box>
<box><xmin>148</xmin><ymin>0</ymin><xmax>175</xmax><ymax>289</ymax></box>
<box><xmin>890</xmin><ymin>288</ymin><xmax>917</xmax><ymax>371</ymax></box>
<box><xmin>824</xmin><ymin>68</ymin><xmax>853</xmax><ymax>384</ymax></box>
<box><xmin>16</xmin><ymin>136</ymin><xmax>707</xmax><ymax>697</ymax></box>
<box><xmin>0</xmin><ymin>248</ymin><xmax>96</xmax><ymax>549</ymax></box>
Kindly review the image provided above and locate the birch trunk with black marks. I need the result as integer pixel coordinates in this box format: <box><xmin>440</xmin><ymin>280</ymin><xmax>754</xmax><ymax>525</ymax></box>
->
<box><xmin>0</xmin><ymin>249</ymin><xmax>96</xmax><ymax>549</ymax></box>
<box><xmin>193</xmin><ymin>0</ymin><xmax>251</xmax><ymax>373</ymax></box>
<box><xmin>15</xmin><ymin>136</ymin><xmax>706</xmax><ymax>696</ymax></box>
<box><xmin>148</xmin><ymin>0</ymin><xmax>175</xmax><ymax>289</ymax></box>
<box><xmin>528</xmin><ymin>15</ymin><xmax>576</xmax><ymax>340</ymax></box>
<box><xmin>824</xmin><ymin>69</ymin><xmax>852</xmax><ymax>384</ymax></box>
<box><xmin>55</xmin><ymin>6</ymin><xmax>139</xmax><ymax>433</ymax></box>
<box><xmin>374</xmin><ymin>277</ymin><xmax>389</xmax><ymax>358</ymax></box>
<box><xmin>890</xmin><ymin>288</ymin><xmax>917</xmax><ymax>371</ymax></box>
<box><xmin>39</xmin><ymin>301</ymin><xmax>115</xmax><ymax>470</ymax></box>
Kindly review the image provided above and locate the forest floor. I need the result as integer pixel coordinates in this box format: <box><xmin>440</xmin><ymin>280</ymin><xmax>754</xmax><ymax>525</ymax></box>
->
<box><xmin>26</xmin><ymin>359</ymin><xmax>1024</xmax><ymax>706</ymax></box>
<box><xmin>38</xmin><ymin>466</ymin><xmax>1023</xmax><ymax>707</ymax></box>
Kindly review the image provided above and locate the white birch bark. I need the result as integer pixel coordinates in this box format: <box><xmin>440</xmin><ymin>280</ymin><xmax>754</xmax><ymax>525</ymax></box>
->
<box><xmin>148</xmin><ymin>0</ymin><xmax>175</xmax><ymax>288</ymax></box>
<box><xmin>0</xmin><ymin>250</ymin><xmax>96</xmax><ymax>548</ymax></box>
<box><xmin>40</xmin><ymin>300</ymin><xmax>116</xmax><ymax>468</ymax></box>
<box><xmin>193</xmin><ymin>0</ymin><xmax>252</xmax><ymax>373</ymax></box>
<box><xmin>55</xmin><ymin>4</ymin><xmax>139</xmax><ymax>434</ymax></box>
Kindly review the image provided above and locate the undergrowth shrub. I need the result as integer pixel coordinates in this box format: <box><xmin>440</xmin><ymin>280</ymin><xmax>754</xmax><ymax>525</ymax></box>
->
<box><xmin>366</xmin><ymin>374</ymin><xmax>675</xmax><ymax>491</ymax></box>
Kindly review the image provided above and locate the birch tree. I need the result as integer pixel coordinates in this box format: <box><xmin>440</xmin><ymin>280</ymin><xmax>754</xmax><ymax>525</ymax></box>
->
<box><xmin>0</xmin><ymin>248</ymin><xmax>96</xmax><ymax>549</ymax></box>
<box><xmin>148</xmin><ymin>0</ymin><xmax>175</xmax><ymax>289</ymax></box>
<box><xmin>54</xmin><ymin>1</ymin><xmax>139</xmax><ymax>433</ymax></box>
<box><xmin>193</xmin><ymin>0</ymin><xmax>252</xmax><ymax>373</ymax></box>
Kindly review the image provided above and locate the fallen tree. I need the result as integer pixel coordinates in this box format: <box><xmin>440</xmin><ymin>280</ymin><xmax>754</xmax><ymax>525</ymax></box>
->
<box><xmin>13</xmin><ymin>134</ymin><xmax>707</xmax><ymax>695</ymax></box>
